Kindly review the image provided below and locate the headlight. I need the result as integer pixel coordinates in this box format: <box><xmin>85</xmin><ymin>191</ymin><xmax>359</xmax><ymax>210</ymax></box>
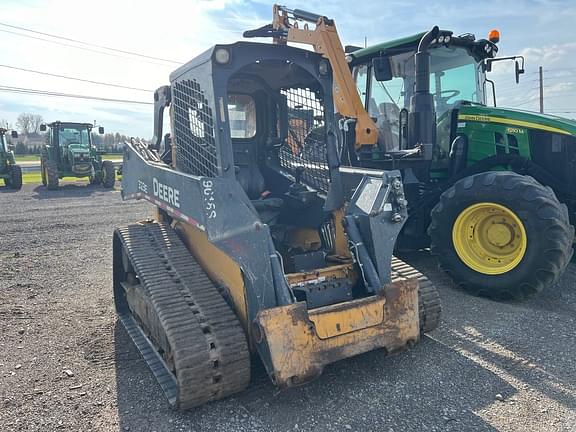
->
<box><xmin>214</xmin><ymin>48</ymin><xmax>230</xmax><ymax>64</ymax></box>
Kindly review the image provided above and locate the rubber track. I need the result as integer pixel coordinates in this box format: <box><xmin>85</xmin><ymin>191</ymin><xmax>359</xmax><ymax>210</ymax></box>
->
<box><xmin>114</xmin><ymin>222</ymin><xmax>250</xmax><ymax>409</ymax></box>
<box><xmin>391</xmin><ymin>257</ymin><xmax>441</xmax><ymax>334</ymax></box>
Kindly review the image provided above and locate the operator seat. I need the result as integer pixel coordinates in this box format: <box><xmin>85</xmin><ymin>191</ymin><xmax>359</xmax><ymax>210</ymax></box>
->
<box><xmin>376</xmin><ymin>103</ymin><xmax>400</xmax><ymax>152</ymax></box>
<box><xmin>233</xmin><ymin>142</ymin><xmax>283</xmax><ymax>224</ymax></box>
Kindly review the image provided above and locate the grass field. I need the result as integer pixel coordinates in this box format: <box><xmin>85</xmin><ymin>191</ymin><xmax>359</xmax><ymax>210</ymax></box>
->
<box><xmin>14</xmin><ymin>155</ymin><xmax>40</xmax><ymax>162</ymax></box>
<box><xmin>21</xmin><ymin>172</ymin><xmax>122</xmax><ymax>185</ymax></box>
<box><xmin>21</xmin><ymin>172</ymin><xmax>89</xmax><ymax>185</ymax></box>
<box><xmin>15</xmin><ymin>154</ymin><xmax>123</xmax><ymax>163</ymax></box>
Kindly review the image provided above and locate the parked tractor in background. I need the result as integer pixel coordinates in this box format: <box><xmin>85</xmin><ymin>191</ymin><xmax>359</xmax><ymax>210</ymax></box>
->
<box><xmin>39</xmin><ymin>121</ymin><xmax>115</xmax><ymax>190</ymax></box>
<box><xmin>0</xmin><ymin>128</ymin><xmax>22</xmax><ymax>190</ymax></box>
<box><xmin>247</xmin><ymin>5</ymin><xmax>575</xmax><ymax>300</ymax></box>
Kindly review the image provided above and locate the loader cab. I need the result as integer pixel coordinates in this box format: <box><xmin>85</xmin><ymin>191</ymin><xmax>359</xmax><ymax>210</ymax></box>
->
<box><xmin>166</xmin><ymin>41</ymin><xmax>376</xmax><ymax>302</ymax></box>
<box><xmin>169</xmin><ymin>42</ymin><xmax>338</xmax><ymax>230</ymax></box>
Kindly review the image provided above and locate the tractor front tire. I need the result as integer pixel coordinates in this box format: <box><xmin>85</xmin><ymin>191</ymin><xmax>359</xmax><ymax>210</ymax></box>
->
<box><xmin>10</xmin><ymin>165</ymin><xmax>22</xmax><ymax>190</ymax></box>
<box><xmin>101</xmin><ymin>160</ymin><xmax>116</xmax><ymax>188</ymax></box>
<box><xmin>429</xmin><ymin>171</ymin><xmax>574</xmax><ymax>300</ymax></box>
<box><xmin>89</xmin><ymin>171</ymin><xmax>102</xmax><ymax>185</ymax></box>
<box><xmin>40</xmin><ymin>159</ymin><xmax>47</xmax><ymax>186</ymax></box>
<box><xmin>45</xmin><ymin>160</ymin><xmax>59</xmax><ymax>190</ymax></box>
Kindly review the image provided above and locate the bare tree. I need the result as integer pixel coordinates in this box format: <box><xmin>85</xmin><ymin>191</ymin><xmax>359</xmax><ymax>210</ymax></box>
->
<box><xmin>29</xmin><ymin>114</ymin><xmax>44</xmax><ymax>133</ymax></box>
<box><xmin>0</xmin><ymin>118</ymin><xmax>12</xmax><ymax>129</ymax></box>
<box><xmin>16</xmin><ymin>113</ymin><xmax>32</xmax><ymax>134</ymax></box>
<box><xmin>16</xmin><ymin>113</ymin><xmax>44</xmax><ymax>134</ymax></box>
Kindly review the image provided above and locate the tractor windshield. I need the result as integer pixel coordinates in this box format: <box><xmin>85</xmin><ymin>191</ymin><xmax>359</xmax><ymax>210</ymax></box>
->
<box><xmin>358</xmin><ymin>46</ymin><xmax>485</xmax><ymax>118</ymax></box>
<box><xmin>58</xmin><ymin>126</ymin><xmax>91</xmax><ymax>149</ymax></box>
<box><xmin>355</xmin><ymin>45</ymin><xmax>485</xmax><ymax>152</ymax></box>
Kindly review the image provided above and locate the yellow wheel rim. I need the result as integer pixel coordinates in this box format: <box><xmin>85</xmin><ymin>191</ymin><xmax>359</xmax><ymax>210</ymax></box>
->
<box><xmin>452</xmin><ymin>202</ymin><xmax>527</xmax><ymax>275</ymax></box>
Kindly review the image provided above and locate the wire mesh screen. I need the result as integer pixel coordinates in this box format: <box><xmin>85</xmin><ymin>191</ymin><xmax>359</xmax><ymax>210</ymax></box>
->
<box><xmin>172</xmin><ymin>79</ymin><xmax>219</xmax><ymax>177</ymax></box>
<box><xmin>279</xmin><ymin>87</ymin><xmax>329</xmax><ymax>192</ymax></box>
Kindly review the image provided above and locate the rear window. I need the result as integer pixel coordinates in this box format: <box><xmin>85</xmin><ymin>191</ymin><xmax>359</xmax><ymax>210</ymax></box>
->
<box><xmin>228</xmin><ymin>94</ymin><xmax>256</xmax><ymax>139</ymax></box>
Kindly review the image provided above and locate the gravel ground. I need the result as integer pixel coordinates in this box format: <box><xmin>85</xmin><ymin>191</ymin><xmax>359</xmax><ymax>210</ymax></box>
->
<box><xmin>1</xmin><ymin>183</ymin><xmax>575</xmax><ymax>432</ymax></box>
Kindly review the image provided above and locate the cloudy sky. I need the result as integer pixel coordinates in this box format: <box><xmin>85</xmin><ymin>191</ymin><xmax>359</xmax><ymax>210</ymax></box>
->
<box><xmin>0</xmin><ymin>0</ymin><xmax>575</xmax><ymax>138</ymax></box>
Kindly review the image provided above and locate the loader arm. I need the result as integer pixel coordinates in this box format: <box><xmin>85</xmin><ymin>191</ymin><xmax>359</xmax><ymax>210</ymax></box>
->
<box><xmin>244</xmin><ymin>5</ymin><xmax>378</xmax><ymax>150</ymax></box>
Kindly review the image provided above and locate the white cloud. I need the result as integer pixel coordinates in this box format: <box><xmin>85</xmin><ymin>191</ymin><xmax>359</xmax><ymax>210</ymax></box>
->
<box><xmin>1</xmin><ymin>0</ymin><xmax>575</xmax><ymax>134</ymax></box>
<box><xmin>0</xmin><ymin>0</ymin><xmax>244</xmax><ymax>137</ymax></box>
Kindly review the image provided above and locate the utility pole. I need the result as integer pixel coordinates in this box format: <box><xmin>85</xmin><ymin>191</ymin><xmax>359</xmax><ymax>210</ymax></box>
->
<box><xmin>539</xmin><ymin>66</ymin><xmax>544</xmax><ymax>114</ymax></box>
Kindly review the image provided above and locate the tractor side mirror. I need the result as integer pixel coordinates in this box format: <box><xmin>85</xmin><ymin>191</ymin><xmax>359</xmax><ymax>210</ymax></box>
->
<box><xmin>98</xmin><ymin>126</ymin><xmax>105</xmax><ymax>134</ymax></box>
<box><xmin>485</xmin><ymin>59</ymin><xmax>493</xmax><ymax>72</ymax></box>
<box><xmin>372</xmin><ymin>56</ymin><xmax>393</xmax><ymax>82</ymax></box>
<box><xmin>40</xmin><ymin>124</ymin><xmax>47</xmax><ymax>132</ymax></box>
<box><xmin>8</xmin><ymin>144</ymin><xmax>15</xmax><ymax>151</ymax></box>
<box><xmin>515</xmin><ymin>60</ymin><xmax>525</xmax><ymax>84</ymax></box>
<box><xmin>10</xmin><ymin>130</ymin><xmax>18</xmax><ymax>138</ymax></box>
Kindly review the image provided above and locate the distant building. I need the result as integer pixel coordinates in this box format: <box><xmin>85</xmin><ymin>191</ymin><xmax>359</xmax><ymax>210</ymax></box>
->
<box><xmin>21</xmin><ymin>132</ymin><xmax>46</xmax><ymax>148</ymax></box>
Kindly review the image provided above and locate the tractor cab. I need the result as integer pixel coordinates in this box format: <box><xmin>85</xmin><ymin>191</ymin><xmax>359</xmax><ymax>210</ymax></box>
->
<box><xmin>349</xmin><ymin>32</ymin><xmax>499</xmax><ymax>165</ymax></box>
<box><xmin>0</xmin><ymin>128</ymin><xmax>22</xmax><ymax>190</ymax></box>
<box><xmin>41</xmin><ymin>122</ymin><xmax>95</xmax><ymax>175</ymax></box>
<box><xmin>0</xmin><ymin>130</ymin><xmax>10</xmax><ymax>155</ymax></box>
<box><xmin>0</xmin><ymin>129</ymin><xmax>17</xmax><ymax>155</ymax></box>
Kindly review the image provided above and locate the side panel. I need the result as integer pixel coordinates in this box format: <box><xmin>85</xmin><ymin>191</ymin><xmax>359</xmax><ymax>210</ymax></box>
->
<box><xmin>457</xmin><ymin>116</ymin><xmax>531</xmax><ymax>165</ymax></box>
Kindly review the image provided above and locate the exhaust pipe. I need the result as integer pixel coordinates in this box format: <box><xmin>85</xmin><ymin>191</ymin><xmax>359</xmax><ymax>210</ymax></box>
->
<box><xmin>407</xmin><ymin>26</ymin><xmax>439</xmax><ymax>159</ymax></box>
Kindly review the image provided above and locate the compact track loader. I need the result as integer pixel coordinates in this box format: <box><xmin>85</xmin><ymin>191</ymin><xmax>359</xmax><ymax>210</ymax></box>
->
<box><xmin>114</xmin><ymin>39</ymin><xmax>440</xmax><ymax>409</ymax></box>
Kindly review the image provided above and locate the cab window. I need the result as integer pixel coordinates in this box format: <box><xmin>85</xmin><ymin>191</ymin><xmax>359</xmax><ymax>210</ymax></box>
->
<box><xmin>228</xmin><ymin>94</ymin><xmax>256</xmax><ymax>139</ymax></box>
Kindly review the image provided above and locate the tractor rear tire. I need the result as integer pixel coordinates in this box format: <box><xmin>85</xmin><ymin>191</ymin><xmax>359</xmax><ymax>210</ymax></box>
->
<box><xmin>101</xmin><ymin>160</ymin><xmax>115</xmax><ymax>188</ymax></box>
<box><xmin>45</xmin><ymin>160</ymin><xmax>59</xmax><ymax>190</ymax></box>
<box><xmin>10</xmin><ymin>165</ymin><xmax>22</xmax><ymax>190</ymax></box>
<box><xmin>429</xmin><ymin>171</ymin><xmax>574</xmax><ymax>300</ymax></box>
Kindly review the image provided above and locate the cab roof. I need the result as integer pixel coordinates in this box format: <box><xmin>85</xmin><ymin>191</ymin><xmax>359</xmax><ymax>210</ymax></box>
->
<box><xmin>349</xmin><ymin>32</ymin><xmax>425</xmax><ymax>61</ymax></box>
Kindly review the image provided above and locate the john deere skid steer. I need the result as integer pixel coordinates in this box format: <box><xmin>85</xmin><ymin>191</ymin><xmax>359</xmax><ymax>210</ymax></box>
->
<box><xmin>0</xmin><ymin>128</ymin><xmax>22</xmax><ymax>190</ymax></box>
<box><xmin>39</xmin><ymin>121</ymin><xmax>115</xmax><ymax>190</ymax></box>
<box><xmin>115</xmin><ymin>40</ymin><xmax>440</xmax><ymax>408</ymax></box>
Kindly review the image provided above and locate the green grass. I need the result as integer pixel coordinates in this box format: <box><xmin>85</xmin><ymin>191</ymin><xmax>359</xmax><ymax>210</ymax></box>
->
<box><xmin>15</xmin><ymin>153</ymin><xmax>123</xmax><ymax>163</ymax></box>
<box><xmin>15</xmin><ymin>155</ymin><xmax>40</xmax><ymax>162</ymax></box>
<box><xmin>22</xmin><ymin>172</ymin><xmax>90</xmax><ymax>185</ymax></box>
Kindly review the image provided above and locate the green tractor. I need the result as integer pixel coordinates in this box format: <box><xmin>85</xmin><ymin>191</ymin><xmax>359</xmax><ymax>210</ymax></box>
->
<box><xmin>249</xmin><ymin>7</ymin><xmax>574</xmax><ymax>300</ymax></box>
<box><xmin>39</xmin><ymin>121</ymin><xmax>116</xmax><ymax>190</ymax></box>
<box><xmin>0</xmin><ymin>128</ymin><xmax>22</xmax><ymax>190</ymax></box>
<box><xmin>344</xmin><ymin>29</ymin><xmax>575</xmax><ymax>299</ymax></box>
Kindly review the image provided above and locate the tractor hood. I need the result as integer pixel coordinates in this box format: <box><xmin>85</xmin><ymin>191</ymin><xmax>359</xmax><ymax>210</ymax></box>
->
<box><xmin>459</xmin><ymin>105</ymin><xmax>576</xmax><ymax>137</ymax></box>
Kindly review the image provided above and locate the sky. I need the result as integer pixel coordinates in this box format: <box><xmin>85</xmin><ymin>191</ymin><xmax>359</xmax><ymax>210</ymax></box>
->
<box><xmin>0</xmin><ymin>0</ymin><xmax>575</xmax><ymax>138</ymax></box>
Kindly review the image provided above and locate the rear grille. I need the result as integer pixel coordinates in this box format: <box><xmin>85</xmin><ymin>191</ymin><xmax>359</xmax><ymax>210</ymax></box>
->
<box><xmin>279</xmin><ymin>87</ymin><xmax>329</xmax><ymax>192</ymax></box>
<box><xmin>172</xmin><ymin>79</ymin><xmax>219</xmax><ymax>177</ymax></box>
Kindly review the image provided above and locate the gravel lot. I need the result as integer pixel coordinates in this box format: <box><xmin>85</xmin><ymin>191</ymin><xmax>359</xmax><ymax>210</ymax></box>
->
<box><xmin>1</xmin><ymin>183</ymin><xmax>575</xmax><ymax>432</ymax></box>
